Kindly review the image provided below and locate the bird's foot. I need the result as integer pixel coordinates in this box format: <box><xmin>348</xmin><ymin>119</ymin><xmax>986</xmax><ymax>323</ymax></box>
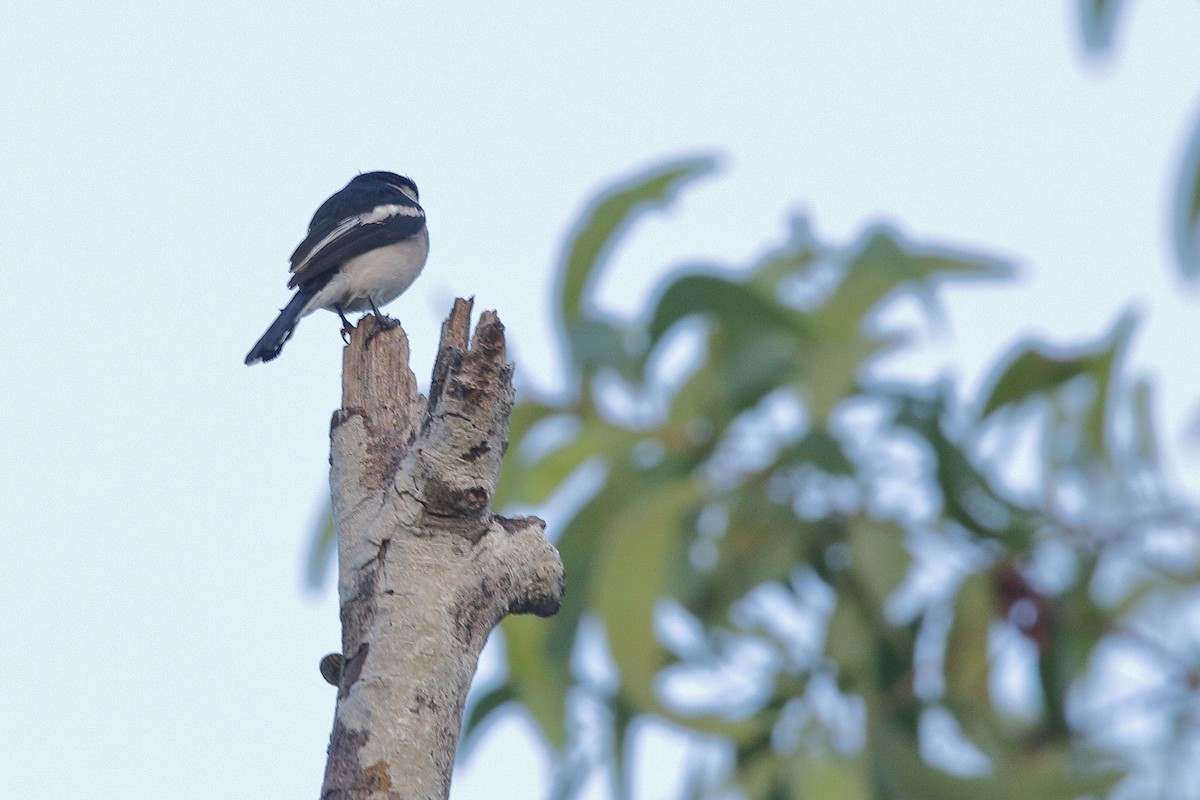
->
<box><xmin>335</xmin><ymin>305</ymin><xmax>354</xmax><ymax>343</ymax></box>
<box><xmin>366</xmin><ymin>298</ymin><xmax>399</xmax><ymax>330</ymax></box>
<box><xmin>364</xmin><ymin>299</ymin><xmax>399</xmax><ymax>348</ymax></box>
<box><xmin>363</xmin><ymin>316</ymin><xmax>401</xmax><ymax>349</ymax></box>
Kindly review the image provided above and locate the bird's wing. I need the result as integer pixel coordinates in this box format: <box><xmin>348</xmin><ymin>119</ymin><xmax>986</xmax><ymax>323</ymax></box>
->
<box><xmin>287</xmin><ymin>202</ymin><xmax>425</xmax><ymax>290</ymax></box>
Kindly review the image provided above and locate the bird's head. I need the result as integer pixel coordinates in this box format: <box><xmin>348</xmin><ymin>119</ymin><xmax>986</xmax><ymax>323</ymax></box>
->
<box><xmin>354</xmin><ymin>171</ymin><xmax>419</xmax><ymax>202</ymax></box>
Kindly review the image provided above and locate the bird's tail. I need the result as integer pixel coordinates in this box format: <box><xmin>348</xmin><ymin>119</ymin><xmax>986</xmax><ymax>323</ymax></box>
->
<box><xmin>244</xmin><ymin>291</ymin><xmax>313</xmax><ymax>365</ymax></box>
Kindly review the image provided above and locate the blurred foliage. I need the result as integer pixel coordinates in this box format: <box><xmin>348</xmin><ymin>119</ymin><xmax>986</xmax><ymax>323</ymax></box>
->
<box><xmin>465</xmin><ymin>159</ymin><xmax>1199</xmax><ymax>799</ymax></box>
<box><xmin>301</xmin><ymin>9</ymin><xmax>1200</xmax><ymax>795</ymax></box>
<box><xmin>305</xmin><ymin>156</ymin><xmax>1200</xmax><ymax>798</ymax></box>
<box><xmin>1074</xmin><ymin>0</ymin><xmax>1130</xmax><ymax>57</ymax></box>
<box><xmin>1174</xmin><ymin>113</ymin><xmax>1200</xmax><ymax>280</ymax></box>
<box><xmin>1071</xmin><ymin>0</ymin><xmax>1200</xmax><ymax>278</ymax></box>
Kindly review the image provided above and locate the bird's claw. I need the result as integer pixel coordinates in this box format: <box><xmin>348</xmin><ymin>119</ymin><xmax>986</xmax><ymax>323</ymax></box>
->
<box><xmin>373</xmin><ymin>314</ymin><xmax>400</xmax><ymax>331</ymax></box>
<box><xmin>364</xmin><ymin>316</ymin><xmax>399</xmax><ymax>348</ymax></box>
<box><xmin>364</xmin><ymin>298</ymin><xmax>399</xmax><ymax>343</ymax></box>
<box><xmin>335</xmin><ymin>304</ymin><xmax>354</xmax><ymax>343</ymax></box>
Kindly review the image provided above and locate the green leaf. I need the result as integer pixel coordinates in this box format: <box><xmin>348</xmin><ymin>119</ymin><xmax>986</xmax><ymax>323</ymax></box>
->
<box><xmin>826</xmin><ymin>596</ymin><xmax>875</xmax><ymax>690</ymax></box>
<box><xmin>911</xmin><ymin>252</ymin><xmax>1013</xmax><ymax>282</ymax></box>
<box><xmin>776</xmin><ymin>428</ymin><xmax>855</xmax><ymax>475</ymax></box>
<box><xmin>819</xmin><ymin>228</ymin><xmax>1009</xmax><ymax>339</ymax></box>
<box><xmin>800</xmin><ymin>231</ymin><xmax>1008</xmax><ymax>423</ymax></box>
<box><xmin>849</xmin><ymin>517</ymin><xmax>909</xmax><ymax>608</ymax></box>
<box><xmin>824</xmin><ymin>514</ymin><xmax>918</xmax><ymax>691</ymax></box>
<box><xmin>979</xmin><ymin>313</ymin><xmax>1134</xmax><ymax>421</ymax></box>
<box><xmin>944</xmin><ymin>574</ymin><xmax>1010</xmax><ymax>756</ymax></box>
<box><xmin>648</xmin><ymin>273</ymin><xmax>811</xmax><ymax>345</ymax></box>
<box><xmin>459</xmin><ymin>681</ymin><xmax>516</xmax><ymax>758</ymax></box>
<box><xmin>610</xmin><ymin>699</ymin><xmax>641</xmax><ymax>800</ymax></box>
<box><xmin>508</xmin><ymin>397</ymin><xmax>561</xmax><ymax>438</ymax></box>
<box><xmin>503</xmin><ymin>612</ymin><xmax>573</xmax><ymax>751</ymax></box>
<box><xmin>497</xmin><ymin>416</ymin><xmax>641</xmax><ymax>510</ymax></box>
<box><xmin>980</xmin><ymin>349</ymin><xmax>1096</xmax><ymax>419</ymax></box>
<box><xmin>801</xmin><ymin>337</ymin><xmax>880</xmax><ymax>423</ymax></box>
<box><xmin>558</xmin><ymin>156</ymin><xmax>717</xmax><ymax>332</ymax></box>
<box><xmin>980</xmin><ymin>313</ymin><xmax>1136</xmax><ymax>483</ymax></box>
<box><xmin>868</xmin><ymin>708</ymin><xmax>1120</xmax><ymax>800</ymax></box>
<box><xmin>495</xmin><ymin>401</ymin><xmax>568</xmax><ymax>509</ymax></box>
<box><xmin>747</xmin><ymin>217</ymin><xmax>824</xmax><ymax>294</ymax></box>
<box><xmin>891</xmin><ymin>390</ymin><xmax>1041</xmax><ymax>546</ymax></box>
<box><xmin>1128</xmin><ymin>379</ymin><xmax>1160</xmax><ymax>469</ymax></box>
<box><xmin>540</xmin><ymin>471</ymin><xmax>658</xmax><ymax>666</ymax></box>
<box><xmin>733</xmin><ymin>747</ymin><xmax>791</xmax><ymax>800</ymax></box>
<box><xmin>1075</xmin><ymin>0</ymin><xmax>1129</xmax><ymax>57</ymax></box>
<box><xmin>658</xmin><ymin>352</ymin><xmax>768</xmax><ymax>473</ymax></box>
<box><xmin>304</xmin><ymin>505</ymin><xmax>335</xmax><ymax>590</ymax></box>
<box><xmin>944</xmin><ymin>575</ymin><xmax>996</xmax><ymax>707</ymax></box>
<box><xmin>1039</xmin><ymin>567</ymin><xmax>1111</xmax><ymax>739</ymax></box>
<box><xmin>657</xmin><ymin>707</ymin><xmax>774</xmax><ymax>747</ymax></box>
<box><xmin>814</xmin><ymin>231</ymin><xmax>907</xmax><ymax>338</ymax></box>
<box><xmin>711</xmin><ymin>326</ymin><xmax>805</xmax><ymax>413</ymax></box>
<box><xmin>568</xmin><ymin>318</ymin><xmax>643</xmax><ymax>381</ymax></box>
<box><xmin>681</xmin><ymin>489</ymin><xmax>818</xmax><ymax>619</ymax></box>
<box><xmin>818</xmin><ymin>519</ymin><xmax>914</xmax><ymax>693</ymax></box>
<box><xmin>645</xmin><ymin>272</ymin><xmax>818</xmax><ymax>417</ymax></box>
<box><xmin>590</xmin><ymin>478</ymin><xmax>701</xmax><ymax>708</ymax></box>
<box><xmin>790</xmin><ymin>752</ymin><xmax>871</xmax><ymax>800</ymax></box>
<box><xmin>1172</xmin><ymin>110</ymin><xmax>1200</xmax><ymax>278</ymax></box>
<box><xmin>505</xmin><ymin>399</ymin><xmax>561</xmax><ymax>455</ymax></box>
<box><xmin>548</xmin><ymin>752</ymin><xmax>589</xmax><ymax>800</ymax></box>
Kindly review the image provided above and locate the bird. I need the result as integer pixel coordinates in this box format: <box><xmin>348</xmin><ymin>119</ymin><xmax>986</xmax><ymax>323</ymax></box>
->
<box><xmin>245</xmin><ymin>171</ymin><xmax>429</xmax><ymax>365</ymax></box>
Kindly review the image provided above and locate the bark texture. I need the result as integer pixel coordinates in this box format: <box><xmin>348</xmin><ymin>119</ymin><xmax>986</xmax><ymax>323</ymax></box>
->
<box><xmin>320</xmin><ymin>300</ymin><xmax>564</xmax><ymax>800</ymax></box>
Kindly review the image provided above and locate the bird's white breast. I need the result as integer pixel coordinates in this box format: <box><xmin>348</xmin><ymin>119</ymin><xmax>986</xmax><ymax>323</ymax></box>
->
<box><xmin>303</xmin><ymin>227</ymin><xmax>429</xmax><ymax>316</ymax></box>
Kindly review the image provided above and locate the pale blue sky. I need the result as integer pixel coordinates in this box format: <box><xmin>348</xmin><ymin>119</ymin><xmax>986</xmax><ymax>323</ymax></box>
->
<box><xmin>2</xmin><ymin>3</ymin><xmax>1199</xmax><ymax>798</ymax></box>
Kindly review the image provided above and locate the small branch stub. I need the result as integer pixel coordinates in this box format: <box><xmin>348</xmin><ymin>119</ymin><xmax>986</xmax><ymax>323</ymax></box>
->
<box><xmin>321</xmin><ymin>300</ymin><xmax>564</xmax><ymax>800</ymax></box>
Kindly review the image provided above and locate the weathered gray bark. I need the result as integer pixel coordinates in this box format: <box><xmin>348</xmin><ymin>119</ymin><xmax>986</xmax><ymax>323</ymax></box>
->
<box><xmin>320</xmin><ymin>299</ymin><xmax>564</xmax><ymax>800</ymax></box>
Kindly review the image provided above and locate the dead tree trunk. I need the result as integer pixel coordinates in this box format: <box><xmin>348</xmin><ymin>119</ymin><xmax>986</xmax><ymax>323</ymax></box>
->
<box><xmin>319</xmin><ymin>299</ymin><xmax>564</xmax><ymax>800</ymax></box>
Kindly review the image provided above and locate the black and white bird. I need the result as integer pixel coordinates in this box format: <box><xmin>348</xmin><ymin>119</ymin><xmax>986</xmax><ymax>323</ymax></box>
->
<box><xmin>245</xmin><ymin>171</ymin><xmax>429</xmax><ymax>365</ymax></box>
